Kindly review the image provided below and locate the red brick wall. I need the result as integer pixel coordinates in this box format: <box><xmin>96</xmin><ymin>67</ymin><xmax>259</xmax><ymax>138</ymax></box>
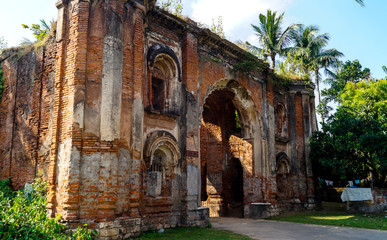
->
<box><xmin>0</xmin><ymin>43</ymin><xmax>56</xmax><ymax>190</ymax></box>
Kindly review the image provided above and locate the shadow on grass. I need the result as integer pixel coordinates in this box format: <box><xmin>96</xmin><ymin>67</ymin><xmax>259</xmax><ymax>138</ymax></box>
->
<box><xmin>269</xmin><ymin>202</ymin><xmax>387</xmax><ymax>231</ymax></box>
<box><xmin>133</xmin><ymin>226</ymin><xmax>254</xmax><ymax>240</ymax></box>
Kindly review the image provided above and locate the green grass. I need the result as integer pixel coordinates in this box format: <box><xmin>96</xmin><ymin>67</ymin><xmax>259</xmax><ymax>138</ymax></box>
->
<box><xmin>270</xmin><ymin>202</ymin><xmax>387</xmax><ymax>230</ymax></box>
<box><xmin>134</xmin><ymin>227</ymin><xmax>254</xmax><ymax>240</ymax></box>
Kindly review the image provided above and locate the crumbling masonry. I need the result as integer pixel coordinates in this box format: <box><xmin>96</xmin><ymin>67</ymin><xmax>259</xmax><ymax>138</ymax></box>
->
<box><xmin>0</xmin><ymin>0</ymin><xmax>317</xmax><ymax>238</ymax></box>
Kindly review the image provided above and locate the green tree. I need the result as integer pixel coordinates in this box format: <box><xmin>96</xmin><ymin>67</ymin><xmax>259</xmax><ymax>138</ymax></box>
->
<box><xmin>355</xmin><ymin>0</ymin><xmax>365</xmax><ymax>6</ymax></box>
<box><xmin>310</xmin><ymin>108</ymin><xmax>386</xmax><ymax>186</ymax></box>
<box><xmin>310</xmin><ymin>79</ymin><xmax>387</xmax><ymax>187</ymax></box>
<box><xmin>251</xmin><ymin>10</ymin><xmax>298</xmax><ymax>69</ymax></box>
<box><xmin>22</xmin><ymin>19</ymin><xmax>52</xmax><ymax>42</ymax></box>
<box><xmin>289</xmin><ymin>25</ymin><xmax>343</xmax><ymax>122</ymax></box>
<box><xmin>322</xmin><ymin>60</ymin><xmax>370</xmax><ymax>104</ymax></box>
<box><xmin>157</xmin><ymin>0</ymin><xmax>183</xmax><ymax>17</ymax></box>
<box><xmin>0</xmin><ymin>36</ymin><xmax>7</xmax><ymax>55</ymax></box>
<box><xmin>341</xmin><ymin>79</ymin><xmax>387</xmax><ymax>119</ymax></box>
<box><xmin>210</xmin><ymin>16</ymin><xmax>225</xmax><ymax>38</ymax></box>
<box><xmin>288</xmin><ymin>25</ymin><xmax>329</xmax><ymax>75</ymax></box>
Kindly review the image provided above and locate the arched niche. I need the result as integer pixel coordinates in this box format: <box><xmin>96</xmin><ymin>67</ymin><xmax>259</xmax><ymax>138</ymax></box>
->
<box><xmin>144</xmin><ymin>131</ymin><xmax>181</xmax><ymax>197</ymax></box>
<box><xmin>147</xmin><ymin>44</ymin><xmax>181</xmax><ymax>114</ymax></box>
<box><xmin>276</xmin><ymin>152</ymin><xmax>290</xmax><ymax>175</ymax></box>
<box><xmin>275</xmin><ymin>103</ymin><xmax>288</xmax><ymax>139</ymax></box>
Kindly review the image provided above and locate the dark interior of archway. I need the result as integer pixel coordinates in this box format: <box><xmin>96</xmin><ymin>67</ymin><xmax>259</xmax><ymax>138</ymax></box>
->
<box><xmin>200</xmin><ymin>89</ymin><xmax>244</xmax><ymax>217</ymax></box>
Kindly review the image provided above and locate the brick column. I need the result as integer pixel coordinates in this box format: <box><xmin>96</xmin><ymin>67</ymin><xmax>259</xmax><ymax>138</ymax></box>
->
<box><xmin>48</xmin><ymin>0</ymin><xmax>90</xmax><ymax>220</ymax></box>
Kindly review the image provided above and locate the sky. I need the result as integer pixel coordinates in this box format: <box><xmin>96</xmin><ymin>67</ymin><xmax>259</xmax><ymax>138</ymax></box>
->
<box><xmin>0</xmin><ymin>0</ymin><xmax>386</xmax><ymax>81</ymax></box>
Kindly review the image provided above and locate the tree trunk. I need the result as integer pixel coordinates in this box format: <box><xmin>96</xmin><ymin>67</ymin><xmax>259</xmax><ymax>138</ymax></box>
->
<box><xmin>315</xmin><ymin>68</ymin><xmax>324</xmax><ymax>124</ymax></box>
<box><xmin>271</xmin><ymin>55</ymin><xmax>276</xmax><ymax>69</ymax></box>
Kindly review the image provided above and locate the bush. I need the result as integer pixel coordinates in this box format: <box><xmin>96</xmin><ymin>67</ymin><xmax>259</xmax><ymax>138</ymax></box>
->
<box><xmin>0</xmin><ymin>177</ymin><xmax>14</xmax><ymax>198</ymax></box>
<box><xmin>0</xmin><ymin>177</ymin><xmax>97</xmax><ymax>240</ymax></box>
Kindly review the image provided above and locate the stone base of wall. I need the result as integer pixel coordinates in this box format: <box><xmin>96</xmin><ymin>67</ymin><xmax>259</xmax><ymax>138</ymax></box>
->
<box><xmin>185</xmin><ymin>207</ymin><xmax>210</xmax><ymax>227</ymax></box>
<box><xmin>96</xmin><ymin>218</ymin><xmax>141</xmax><ymax>240</ymax></box>
<box><xmin>347</xmin><ymin>202</ymin><xmax>387</xmax><ymax>214</ymax></box>
<box><xmin>246</xmin><ymin>198</ymin><xmax>316</xmax><ymax>219</ymax></box>
<box><xmin>86</xmin><ymin>207</ymin><xmax>210</xmax><ymax>239</ymax></box>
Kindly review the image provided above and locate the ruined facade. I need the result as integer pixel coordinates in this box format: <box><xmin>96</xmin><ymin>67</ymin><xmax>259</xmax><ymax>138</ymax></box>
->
<box><xmin>0</xmin><ymin>0</ymin><xmax>317</xmax><ymax>238</ymax></box>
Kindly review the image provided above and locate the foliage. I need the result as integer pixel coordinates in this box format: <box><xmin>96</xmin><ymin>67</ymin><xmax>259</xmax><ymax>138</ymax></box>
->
<box><xmin>235</xmin><ymin>40</ymin><xmax>265</xmax><ymax>60</ymax></box>
<box><xmin>234</xmin><ymin>51</ymin><xmax>266</xmax><ymax>77</ymax></box>
<box><xmin>0</xmin><ymin>36</ymin><xmax>7</xmax><ymax>55</ymax></box>
<box><xmin>234</xmin><ymin>110</ymin><xmax>242</xmax><ymax>132</ymax></box>
<box><xmin>322</xmin><ymin>60</ymin><xmax>370</xmax><ymax>104</ymax></box>
<box><xmin>275</xmin><ymin>56</ymin><xmax>309</xmax><ymax>81</ymax></box>
<box><xmin>287</xmin><ymin>24</ymin><xmax>343</xmax><ymax>121</ymax></box>
<box><xmin>341</xmin><ymin>79</ymin><xmax>387</xmax><ymax>120</ymax></box>
<box><xmin>0</xmin><ymin>177</ymin><xmax>97</xmax><ymax>240</ymax></box>
<box><xmin>251</xmin><ymin>10</ymin><xmax>298</xmax><ymax>68</ymax></box>
<box><xmin>210</xmin><ymin>16</ymin><xmax>225</xmax><ymax>38</ymax></box>
<box><xmin>287</xmin><ymin>25</ymin><xmax>329</xmax><ymax>76</ymax></box>
<box><xmin>21</xmin><ymin>19</ymin><xmax>52</xmax><ymax>42</ymax></box>
<box><xmin>0</xmin><ymin>177</ymin><xmax>14</xmax><ymax>199</ymax></box>
<box><xmin>0</xmin><ymin>65</ymin><xmax>6</xmax><ymax>103</ymax></box>
<box><xmin>157</xmin><ymin>0</ymin><xmax>183</xmax><ymax>17</ymax></box>
<box><xmin>355</xmin><ymin>0</ymin><xmax>365</xmax><ymax>7</ymax></box>
<box><xmin>310</xmin><ymin>79</ymin><xmax>387</xmax><ymax>186</ymax></box>
<box><xmin>134</xmin><ymin>227</ymin><xmax>254</xmax><ymax>240</ymax></box>
<box><xmin>310</xmin><ymin>108</ymin><xmax>386</xmax><ymax>184</ymax></box>
<box><xmin>382</xmin><ymin>65</ymin><xmax>387</xmax><ymax>78</ymax></box>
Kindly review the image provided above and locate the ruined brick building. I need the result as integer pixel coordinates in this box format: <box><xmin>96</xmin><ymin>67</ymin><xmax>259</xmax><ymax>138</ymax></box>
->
<box><xmin>0</xmin><ymin>0</ymin><xmax>317</xmax><ymax>238</ymax></box>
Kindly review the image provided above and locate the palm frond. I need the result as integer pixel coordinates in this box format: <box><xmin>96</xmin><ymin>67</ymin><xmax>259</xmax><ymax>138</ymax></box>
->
<box><xmin>355</xmin><ymin>0</ymin><xmax>365</xmax><ymax>7</ymax></box>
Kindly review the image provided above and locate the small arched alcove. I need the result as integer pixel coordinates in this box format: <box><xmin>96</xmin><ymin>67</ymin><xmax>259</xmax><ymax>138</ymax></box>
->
<box><xmin>275</xmin><ymin>103</ymin><xmax>288</xmax><ymax>140</ymax></box>
<box><xmin>276</xmin><ymin>152</ymin><xmax>292</xmax><ymax>201</ymax></box>
<box><xmin>147</xmin><ymin>44</ymin><xmax>181</xmax><ymax>114</ymax></box>
<box><xmin>144</xmin><ymin>131</ymin><xmax>181</xmax><ymax>197</ymax></box>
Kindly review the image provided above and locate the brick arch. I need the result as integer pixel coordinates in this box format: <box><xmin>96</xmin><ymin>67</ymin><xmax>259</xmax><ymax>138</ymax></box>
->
<box><xmin>147</xmin><ymin>44</ymin><xmax>181</xmax><ymax>81</ymax></box>
<box><xmin>144</xmin><ymin>131</ymin><xmax>181</xmax><ymax>170</ymax></box>
<box><xmin>200</xmin><ymin>78</ymin><xmax>263</xmax><ymax>139</ymax></box>
<box><xmin>199</xmin><ymin>79</ymin><xmax>267</xmax><ymax>217</ymax></box>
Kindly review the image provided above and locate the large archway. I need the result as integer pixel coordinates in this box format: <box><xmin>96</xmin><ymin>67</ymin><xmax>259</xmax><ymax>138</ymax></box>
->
<box><xmin>199</xmin><ymin>80</ymin><xmax>263</xmax><ymax>217</ymax></box>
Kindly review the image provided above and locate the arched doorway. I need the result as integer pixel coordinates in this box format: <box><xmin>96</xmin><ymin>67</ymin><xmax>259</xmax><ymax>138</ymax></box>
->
<box><xmin>200</xmin><ymin>82</ymin><xmax>259</xmax><ymax>217</ymax></box>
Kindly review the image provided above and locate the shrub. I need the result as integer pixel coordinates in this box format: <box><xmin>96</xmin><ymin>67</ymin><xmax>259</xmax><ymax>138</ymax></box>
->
<box><xmin>0</xmin><ymin>177</ymin><xmax>97</xmax><ymax>240</ymax></box>
<box><xmin>0</xmin><ymin>177</ymin><xmax>14</xmax><ymax>198</ymax></box>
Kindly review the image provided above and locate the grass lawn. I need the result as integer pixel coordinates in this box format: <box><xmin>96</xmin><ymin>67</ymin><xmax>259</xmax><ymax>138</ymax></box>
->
<box><xmin>133</xmin><ymin>226</ymin><xmax>254</xmax><ymax>240</ymax></box>
<box><xmin>270</xmin><ymin>202</ymin><xmax>387</xmax><ymax>230</ymax></box>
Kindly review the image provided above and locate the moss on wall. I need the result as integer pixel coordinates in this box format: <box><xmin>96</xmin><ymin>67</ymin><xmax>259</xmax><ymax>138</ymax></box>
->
<box><xmin>0</xmin><ymin>65</ymin><xmax>5</xmax><ymax>102</ymax></box>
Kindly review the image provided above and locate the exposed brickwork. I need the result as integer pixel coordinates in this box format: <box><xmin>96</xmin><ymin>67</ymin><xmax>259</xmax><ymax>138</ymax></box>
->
<box><xmin>0</xmin><ymin>0</ymin><xmax>317</xmax><ymax>238</ymax></box>
<box><xmin>0</xmin><ymin>43</ymin><xmax>56</xmax><ymax>189</ymax></box>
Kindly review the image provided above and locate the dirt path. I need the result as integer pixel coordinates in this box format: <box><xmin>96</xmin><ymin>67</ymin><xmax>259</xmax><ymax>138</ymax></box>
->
<box><xmin>211</xmin><ymin>217</ymin><xmax>387</xmax><ymax>240</ymax></box>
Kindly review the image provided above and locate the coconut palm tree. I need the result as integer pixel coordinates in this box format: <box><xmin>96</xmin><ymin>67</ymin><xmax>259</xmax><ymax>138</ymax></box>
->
<box><xmin>355</xmin><ymin>0</ymin><xmax>365</xmax><ymax>6</ymax></box>
<box><xmin>310</xmin><ymin>47</ymin><xmax>344</xmax><ymax>109</ymax></box>
<box><xmin>251</xmin><ymin>10</ymin><xmax>298</xmax><ymax>69</ymax></box>
<box><xmin>289</xmin><ymin>25</ymin><xmax>343</xmax><ymax>122</ymax></box>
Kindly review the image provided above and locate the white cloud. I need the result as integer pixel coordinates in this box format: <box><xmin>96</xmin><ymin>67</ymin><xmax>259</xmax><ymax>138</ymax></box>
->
<box><xmin>187</xmin><ymin>0</ymin><xmax>294</xmax><ymax>42</ymax></box>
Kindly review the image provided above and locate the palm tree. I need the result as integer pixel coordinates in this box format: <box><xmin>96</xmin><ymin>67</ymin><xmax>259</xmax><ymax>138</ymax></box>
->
<box><xmin>251</xmin><ymin>10</ymin><xmax>298</xmax><ymax>69</ymax></box>
<box><xmin>355</xmin><ymin>0</ymin><xmax>365</xmax><ymax>6</ymax></box>
<box><xmin>289</xmin><ymin>25</ymin><xmax>343</xmax><ymax>122</ymax></box>
<box><xmin>311</xmin><ymin>47</ymin><xmax>344</xmax><ymax>110</ymax></box>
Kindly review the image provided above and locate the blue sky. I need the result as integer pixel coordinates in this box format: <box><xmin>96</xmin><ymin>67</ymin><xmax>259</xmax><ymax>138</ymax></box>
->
<box><xmin>0</xmin><ymin>0</ymin><xmax>386</xmax><ymax>79</ymax></box>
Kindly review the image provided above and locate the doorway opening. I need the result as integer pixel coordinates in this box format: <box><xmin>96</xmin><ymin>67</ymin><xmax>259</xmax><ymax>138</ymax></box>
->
<box><xmin>200</xmin><ymin>89</ymin><xmax>248</xmax><ymax>217</ymax></box>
